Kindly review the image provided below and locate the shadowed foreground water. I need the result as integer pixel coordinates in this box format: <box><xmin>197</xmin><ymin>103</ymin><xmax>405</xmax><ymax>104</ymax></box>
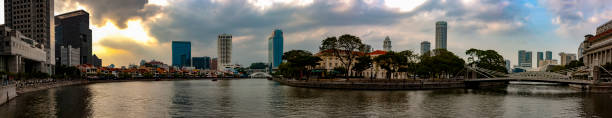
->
<box><xmin>1</xmin><ymin>79</ymin><xmax>611</xmax><ymax>117</ymax></box>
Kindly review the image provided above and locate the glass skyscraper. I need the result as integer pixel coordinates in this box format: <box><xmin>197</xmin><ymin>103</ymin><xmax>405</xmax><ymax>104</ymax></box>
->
<box><xmin>172</xmin><ymin>41</ymin><xmax>191</xmax><ymax>67</ymax></box>
<box><xmin>545</xmin><ymin>51</ymin><xmax>552</xmax><ymax>60</ymax></box>
<box><xmin>518</xmin><ymin>50</ymin><xmax>532</xmax><ymax>68</ymax></box>
<box><xmin>268</xmin><ymin>29</ymin><xmax>284</xmax><ymax>71</ymax></box>
<box><xmin>192</xmin><ymin>56</ymin><xmax>211</xmax><ymax>69</ymax></box>
<box><xmin>435</xmin><ymin>21</ymin><xmax>447</xmax><ymax>49</ymax></box>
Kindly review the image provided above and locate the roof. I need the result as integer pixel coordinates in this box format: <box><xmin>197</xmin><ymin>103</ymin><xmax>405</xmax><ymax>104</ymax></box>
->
<box><xmin>368</xmin><ymin>50</ymin><xmax>387</xmax><ymax>55</ymax></box>
<box><xmin>316</xmin><ymin>49</ymin><xmax>365</xmax><ymax>56</ymax></box>
<box><xmin>588</xmin><ymin>28</ymin><xmax>612</xmax><ymax>42</ymax></box>
<box><xmin>56</xmin><ymin>10</ymin><xmax>89</xmax><ymax>19</ymax></box>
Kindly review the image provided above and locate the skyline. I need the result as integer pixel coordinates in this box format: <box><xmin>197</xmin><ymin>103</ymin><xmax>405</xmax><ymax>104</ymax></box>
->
<box><xmin>0</xmin><ymin>0</ymin><xmax>610</xmax><ymax>67</ymax></box>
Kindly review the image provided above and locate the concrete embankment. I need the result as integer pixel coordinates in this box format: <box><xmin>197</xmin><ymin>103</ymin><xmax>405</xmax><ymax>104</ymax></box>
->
<box><xmin>0</xmin><ymin>84</ymin><xmax>17</xmax><ymax>105</ymax></box>
<box><xmin>273</xmin><ymin>78</ymin><xmax>466</xmax><ymax>90</ymax></box>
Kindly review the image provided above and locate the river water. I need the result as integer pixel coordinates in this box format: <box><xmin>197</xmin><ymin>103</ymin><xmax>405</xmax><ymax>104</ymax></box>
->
<box><xmin>0</xmin><ymin>79</ymin><xmax>611</xmax><ymax>118</ymax></box>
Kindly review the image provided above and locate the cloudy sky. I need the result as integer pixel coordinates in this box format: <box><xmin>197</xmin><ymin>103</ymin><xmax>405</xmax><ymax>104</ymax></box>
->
<box><xmin>2</xmin><ymin>0</ymin><xmax>611</xmax><ymax>67</ymax></box>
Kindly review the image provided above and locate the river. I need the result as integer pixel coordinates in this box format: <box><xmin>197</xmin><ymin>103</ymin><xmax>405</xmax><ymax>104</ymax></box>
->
<box><xmin>0</xmin><ymin>79</ymin><xmax>611</xmax><ymax>117</ymax></box>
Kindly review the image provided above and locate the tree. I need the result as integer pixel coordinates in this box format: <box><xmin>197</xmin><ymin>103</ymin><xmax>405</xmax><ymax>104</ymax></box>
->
<box><xmin>420</xmin><ymin>49</ymin><xmax>465</xmax><ymax>79</ymax></box>
<box><xmin>465</xmin><ymin>48</ymin><xmax>507</xmax><ymax>73</ymax></box>
<box><xmin>352</xmin><ymin>55</ymin><xmax>373</xmax><ymax>78</ymax></box>
<box><xmin>319</xmin><ymin>34</ymin><xmax>364</xmax><ymax>79</ymax></box>
<box><xmin>249</xmin><ymin>62</ymin><xmax>268</xmax><ymax>69</ymax></box>
<box><xmin>281</xmin><ymin>50</ymin><xmax>322</xmax><ymax>79</ymax></box>
<box><xmin>399</xmin><ymin>50</ymin><xmax>419</xmax><ymax>79</ymax></box>
<box><xmin>374</xmin><ymin>51</ymin><xmax>407</xmax><ymax>80</ymax></box>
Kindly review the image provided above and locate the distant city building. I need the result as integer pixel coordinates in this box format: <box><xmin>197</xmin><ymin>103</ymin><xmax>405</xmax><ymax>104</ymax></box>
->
<box><xmin>505</xmin><ymin>59</ymin><xmax>511</xmax><ymax>73</ymax></box>
<box><xmin>59</xmin><ymin>45</ymin><xmax>80</xmax><ymax>66</ymax></box>
<box><xmin>93</xmin><ymin>54</ymin><xmax>102</xmax><ymax>67</ymax></box>
<box><xmin>193</xmin><ymin>56</ymin><xmax>211</xmax><ymax>69</ymax></box>
<box><xmin>581</xmin><ymin>19</ymin><xmax>612</xmax><ymax>67</ymax></box>
<box><xmin>435</xmin><ymin>21</ymin><xmax>447</xmax><ymax>49</ymax></box>
<box><xmin>55</xmin><ymin>10</ymin><xmax>92</xmax><ymax>66</ymax></box>
<box><xmin>172</xmin><ymin>41</ymin><xmax>192</xmax><ymax>67</ymax></box>
<box><xmin>383</xmin><ymin>36</ymin><xmax>392</xmax><ymax>51</ymax></box>
<box><xmin>211</xmin><ymin>58</ymin><xmax>218</xmax><ymax>70</ymax></box>
<box><xmin>537</xmin><ymin>52</ymin><xmax>543</xmax><ymax>67</ymax></box>
<box><xmin>559</xmin><ymin>52</ymin><xmax>577</xmax><ymax>66</ymax></box>
<box><xmin>545</xmin><ymin>51</ymin><xmax>553</xmax><ymax>60</ymax></box>
<box><xmin>538</xmin><ymin>59</ymin><xmax>558</xmax><ymax>67</ymax></box>
<box><xmin>420</xmin><ymin>41</ymin><xmax>431</xmax><ymax>55</ymax></box>
<box><xmin>5</xmin><ymin>0</ymin><xmax>56</xmax><ymax>73</ymax></box>
<box><xmin>268</xmin><ymin>29</ymin><xmax>283</xmax><ymax>71</ymax></box>
<box><xmin>218</xmin><ymin>34</ymin><xmax>232</xmax><ymax>70</ymax></box>
<box><xmin>518</xmin><ymin>50</ymin><xmax>532</xmax><ymax>68</ymax></box>
<box><xmin>0</xmin><ymin>25</ymin><xmax>47</xmax><ymax>73</ymax></box>
<box><xmin>360</xmin><ymin>44</ymin><xmax>372</xmax><ymax>53</ymax></box>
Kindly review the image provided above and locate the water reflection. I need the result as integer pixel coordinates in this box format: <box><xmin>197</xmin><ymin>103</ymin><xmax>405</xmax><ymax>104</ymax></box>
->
<box><xmin>0</xmin><ymin>80</ymin><xmax>610</xmax><ymax>117</ymax></box>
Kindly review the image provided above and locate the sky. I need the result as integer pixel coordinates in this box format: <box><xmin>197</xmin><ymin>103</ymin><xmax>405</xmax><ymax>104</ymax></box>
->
<box><xmin>1</xmin><ymin>0</ymin><xmax>611</xmax><ymax>67</ymax></box>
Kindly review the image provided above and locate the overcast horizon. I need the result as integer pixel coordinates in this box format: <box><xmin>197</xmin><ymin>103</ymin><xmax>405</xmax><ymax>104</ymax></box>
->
<box><xmin>1</xmin><ymin>0</ymin><xmax>611</xmax><ymax>67</ymax></box>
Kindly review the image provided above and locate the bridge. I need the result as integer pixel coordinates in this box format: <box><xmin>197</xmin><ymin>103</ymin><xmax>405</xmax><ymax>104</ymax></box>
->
<box><xmin>462</xmin><ymin>65</ymin><xmax>612</xmax><ymax>87</ymax></box>
<box><xmin>249</xmin><ymin>72</ymin><xmax>272</xmax><ymax>78</ymax></box>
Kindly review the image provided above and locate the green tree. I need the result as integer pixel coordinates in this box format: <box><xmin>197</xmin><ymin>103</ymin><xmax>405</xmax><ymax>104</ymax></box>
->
<box><xmin>374</xmin><ymin>51</ymin><xmax>407</xmax><ymax>80</ymax></box>
<box><xmin>281</xmin><ymin>50</ymin><xmax>322</xmax><ymax>79</ymax></box>
<box><xmin>352</xmin><ymin>55</ymin><xmax>373</xmax><ymax>78</ymax></box>
<box><xmin>465</xmin><ymin>48</ymin><xmax>507</xmax><ymax>73</ymax></box>
<box><xmin>420</xmin><ymin>49</ymin><xmax>465</xmax><ymax>79</ymax></box>
<box><xmin>398</xmin><ymin>50</ymin><xmax>419</xmax><ymax>79</ymax></box>
<box><xmin>319</xmin><ymin>34</ymin><xmax>364</xmax><ymax>79</ymax></box>
<box><xmin>249</xmin><ymin>62</ymin><xmax>268</xmax><ymax>69</ymax></box>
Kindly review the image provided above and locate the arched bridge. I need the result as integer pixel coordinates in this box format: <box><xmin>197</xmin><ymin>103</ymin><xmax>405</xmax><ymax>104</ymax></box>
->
<box><xmin>249</xmin><ymin>72</ymin><xmax>272</xmax><ymax>78</ymax></box>
<box><xmin>463</xmin><ymin>65</ymin><xmax>606</xmax><ymax>85</ymax></box>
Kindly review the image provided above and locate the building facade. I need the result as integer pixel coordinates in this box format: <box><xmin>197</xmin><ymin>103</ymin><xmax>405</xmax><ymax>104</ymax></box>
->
<box><xmin>420</xmin><ymin>41</ymin><xmax>431</xmax><ymax>55</ymax></box>
<box><xmin>92</xmin><ymin>54</ymin><xmax>102</xmax><ymax>67</ymax></box>
<box><xmin>559</xmin><ymin>52</ymin><xmax>577</xmax><ymax>66</ymax></box>
<box><xmin>218</xmin><ymin>34</ymin><xmax>232</xmax><ymax>70</ymax></box>
<box><xmin>192</xmin><ymin>56</ymin><xmax>211</xmax><ymax>70</ymax></box>
<box><xmin>55</xmin><ymin>10</ymin><xmax>92</xmax><ymax>66</ymax></box>
<box><xmin>5</xmin><ymin>0</ymin><xmax>55</xmax><ymax>73</ymax></box>
<box><xmin>505</xmin><ymin>59</ymin><xmax>511</xmax><ymax>73</ymax></box>
<box><xmin>211</xmin><ymin>58</ymin><xmax>218</xmax><ymax>70</ymax></box>
<box><xmin>435</xmin><ymin>21</ymin><xmax>447</xmax><ymax>49</ymax></box>
<box><xmin>268</xmin><ymin>29</ymin><xmax>283</xmax><ymax>71</ymax></box>
<box><xmin>0</xmin><ymin>25</ymin><xmax>46</xmax><ymax>73</ymax></box>
<box><xmin>59</xmin><ymin>45</ymin><xmax>80</xmax><ymax>66</ymax></box>
<box><xmin>546</xmin><ymin>51</ymin><xmax>553</xmax><ymax>60</ymax></box>
<box><xmin>383</xmin><ymin>36</ymin><xmax>392</xmax><ymax>51</ymax></box>
<box><xmin>172</xmin><ymin>41</ymin><xmax>191</xmax><ymax>67</ymax></box>
<box><xmin>581</xmin><ymin>19</ymin><xmax>612</xmax><ymax>67</ymax></box>
<box><xmin>537</xmin><ymin>52</ymin><xmax>543</xmax><ymax>67</ymax></box>
<box><xmin>518</xmin><ymin>50</ymin><xmax>532</xmax><ymax>68</ymax></box>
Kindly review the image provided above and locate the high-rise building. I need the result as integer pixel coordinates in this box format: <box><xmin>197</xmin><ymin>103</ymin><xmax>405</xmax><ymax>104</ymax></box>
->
<box><xmin>211</xmin><ymin>58</ymin><xmax>218</xmax><ymax>70</ymax></box>
<box><xmin>92</xmin><ymin>54</ymin><xmax>102</xmax><ymax>67</ymax></box>
<box><xmin>435</xmin><ymin>21</ymin><xmax>447</xmax><ymax>49</ymax></box>
<box><xmin>559</xmin><ymin>52</ymin><xmax>577</xmax><ymax>66</ymax></box>
<box><xmin>0</xmin><ymin>25</ymin><xmax>47</xmax><ymax>73</ymax></box>
<box><xmin>193</xmin><ymin>56</ymin><xmax>211</xmax><ymax>69</ymax></box>
<box><xmin>518</xmin><ymin>50</ymin><xmax>532</xmax><ymax>68</ymax></box>
<box><xmin>420</xmin><ymin>41</ymin><xmax>431</xmax><ymax>55</ymax></box>
<box><xmin>383</xmin><ymin>36</ymin><xmax>392</xmax><ymax>51</ymax></box>
<box><xmin>545</xmin><ymin>51</ymin><xmax>552</xmax><ymax>60</ymax></box>
<box><xmin>55</xmin><ymin>10</ymin><xmax>92</xmax><ymax>66</ymax></box>
<box><xmin>5</xmin><ymin>0</ymin><xmax>55</xmax><ymax>73</ymax></box>
<box><xmin>218</xmin><ymin>34</ymin><xmax>232</xmax><ymax>70</ymax></box>
<box><xmin>172</xmin><ymin>41</ymin><xmax>191</xmax><ymax>67</ymax></box>
<box><xmin>537</xmin><ymin>52</ymin><xmax>543</xmax><ymax>67</ymax></box>
<box><xmin>505</xmin><ymin>59</ymin><xmax>511</xmax><ymax>73</ymax></box>
<box><xmin>59</xmin><ymin>45</ymin><xmax>80</xmax><ymax>66</ymax></box>
<box><xmin>268</xmin><ymin>29</ymin><xmax>283</xmax><ymax>71</ymax></box>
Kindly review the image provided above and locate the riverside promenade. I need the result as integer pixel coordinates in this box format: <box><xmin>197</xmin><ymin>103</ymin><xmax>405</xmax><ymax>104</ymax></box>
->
<box><xmin>272</xmin><ymin>77</ymin><xmax>473</xmax><ymax>90</ymax></box>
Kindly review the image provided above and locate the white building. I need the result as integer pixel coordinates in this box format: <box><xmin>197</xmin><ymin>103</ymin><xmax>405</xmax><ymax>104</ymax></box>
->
<box><xmin>0</xmin><ymin>25</ymin><xmax>47</xmax><ymax>73</ymax></box>
<box><xmin>383</xmin><ymin>36</ymin><xmax>392</xmax><ymax>51</ymax></box>
<box><xmin>217</xmin><ymin>33</ymin><xmax>232</xmax><ymax>70</ymax></box>
<box><xmin>582</xmin><ymin>19</ymin><xmax>612</xmax><ymax>67</ymax></box>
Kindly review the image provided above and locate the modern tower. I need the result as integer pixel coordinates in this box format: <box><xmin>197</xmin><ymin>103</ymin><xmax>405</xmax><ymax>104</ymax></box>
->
<box><xmin>5</xmin><ymin>0</ymin><xmax>55</xmax><ymax>73</ymax></box>
<box><xmin>435</xmin><ymin>21</ymin><xmax>447</xmax><ymax>49</ymax></box>
<box><xmin>55</xmin><ymin>10</ymin><xmax>92</xmax><ymax>66</ymax></box>
<box><xmin>545</xmin><ymin>51</ymin><xmax>553</xmax><ymax>60</ymax></box>
<box><xmin>518</xmin><ymin>50</ymin><xmax>532</xmax><ymax>68</ymax></box>
<box><xmin>218</xmin><ymin>34</ymin><xmax>232</xmax><ymax>70</ymax></box>
<box><xmin>383</xmin><ymin>36</ymin><xmax>392</xmax><ymax>51</ymax></box>
<box><xmin>268</xmin><ymin>29</ymin><xmax>283</xmax><ymax>71</ymax></box>
<box><xmin>537</xmin><ymin>52</ymin><xmax>543</xmax><ymax>67</ymax></box>
<box><xmin>420</xmin><ymin>41</ymin><xmax>431</xmax><ymax>55</ymax></box>
<box><xmin>172</xmin><ymin>41</ymin><xmax>191</xmax><ymax>67</ymax></box>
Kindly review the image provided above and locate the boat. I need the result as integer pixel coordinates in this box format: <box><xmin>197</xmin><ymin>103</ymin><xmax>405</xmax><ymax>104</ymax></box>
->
<box><xmin>212</xmin><ymin>78</ymin><xmax>218</xmax><ymax>81</ymax></box>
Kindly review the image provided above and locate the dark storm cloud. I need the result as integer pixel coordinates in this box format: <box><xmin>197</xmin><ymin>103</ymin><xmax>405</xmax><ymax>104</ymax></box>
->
<box><xmin>59</xmin><ymin>0</ymin><xmax>162</xmax><ymax>28</ymax></box>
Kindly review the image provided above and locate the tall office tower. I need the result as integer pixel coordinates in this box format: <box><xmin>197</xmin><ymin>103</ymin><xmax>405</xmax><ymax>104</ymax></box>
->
<box><xmin>420</xmin><ymin>41</ymin><xmax>431</xmax><ymax>55</ymax></box>
<box><xmin>218</xmin><ymin>34</ymin><xmax>232</xmax><ymax>70</ymax></box>
<box><xmin>172</xmin><ymin>41</ymin><xmax>191</xmax><ymax>67</ymax></box>
<box><xmin>192</xmin><ymin>56</ymin><xmax>211</xmax><ymax>69</ymax></box>
<box><xmin>55</xmin><ymin>10</ymin><xmax>92</xmax><ymax>65</ymax></box>
<box><xmin>545</xmin><ymin>51</ymin><xmax>552</xmax><ymax>60</ymax></box>
<box><xmin>383</xmin><ymin>36</ymin><xmax>392</xmax><ymax>51</ymax></box>
<box><xmin>518</xmin><ymin>50</ymin><xmax>533</xmax><ymax>68</ymax></box>
<box><xmin>435</xmin><ymin>21</ymin><xmax>447</xmax><ymax>49</ymax></box>
<box><xmin>5</xmin><ymin>0</ymin><xmax>55</xmax><ymax>73</ymax></box>
<box><xmin>537</xmin><ymin>52</ymin><xmax>544</xmax><ymax>67</ymax></box>
<box><xmin>268</xmin><ymin>29</ymin><xmax>283</xmax><ymax>71</ymax></box>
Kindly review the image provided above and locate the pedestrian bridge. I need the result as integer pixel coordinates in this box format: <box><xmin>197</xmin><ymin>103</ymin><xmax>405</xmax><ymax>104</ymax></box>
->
<box><xmin>463</xmin><ymin>65</ymin><xmax>606</xmax><ymax>85</ymax></box>
<box><xmin>249</xmin><ymin>72</ymin><xmax>272</xmax><ymax>78</ymax></box>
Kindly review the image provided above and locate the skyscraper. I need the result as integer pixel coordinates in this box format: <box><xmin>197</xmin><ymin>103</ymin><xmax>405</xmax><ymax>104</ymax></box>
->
<box><xmin>435</xmin><ymin>21</ymin><xmax>447</xmax><ymax>49</ymax></box>
<box><xmin>55</xmin><ymin>10</ymin><xmax>92</xmax><ymax>65</ymax></box>
<box><xmin>537</xmin><ymin>52</ymin><xmax>543</xmax><ymax>67</ymax></box>
<box><xmin>218</xmin><ymin>34</ymin><xmax>232</xmax><ymax>70</ymax></box>
<box><xmin>505</xmin><ymin>59</ymin><xmax>511</xmax><ymax>73</ymax></box>
<box><xmin>545</xmin><ymin>51</ymin><xmax>552</xmax><ymax>60</ymax></box>
<box><xmin>5</xmin><ymin>0</ymin><xmax>55</xmax><ymax>73</ymax></box>
<box><xmin>93</xmin><ymin>54</ymin><xmax>102</xmax><ymax>67</ymax></box>
<box><xmin>172</xmin><ymin>41</ymin><xmax>191</xmax><ymax>67</ymax></box>
<box><xmin>193</xmin><ymin>56</ymin><xmax>211</xmax><ymax>69</ymax></box>
<box><xmin>518</xmin><ymin>50</ymin><xmax>532</xmax><ymax>68</ymax></box>
<box><xmin>420</xmin><ymin>41</ymin><xmax>431</xmax><ymax>55</ymax></box>
<box><xmin>383</xmin><ymin>36</ymin><xmax>392</xmax><ymax>51</ymax></box>
<box><xmin>268</xmin><ymin>29</ymin><xmax>283</xmax><ymax>71</ymax></box>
